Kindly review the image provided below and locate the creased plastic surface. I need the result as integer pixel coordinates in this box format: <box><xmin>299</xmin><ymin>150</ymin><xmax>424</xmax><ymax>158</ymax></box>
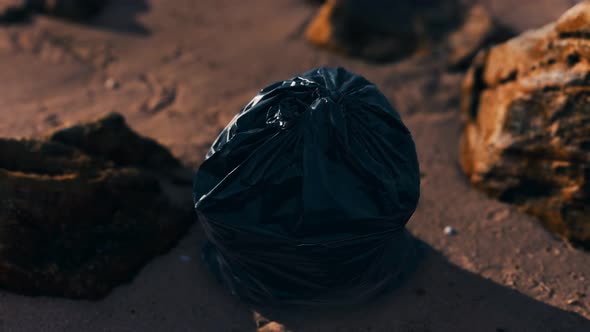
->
<box><xmin>193</xmin><ymin>67</ymin><xmax>420</xmax><ymax>305</ymax></box>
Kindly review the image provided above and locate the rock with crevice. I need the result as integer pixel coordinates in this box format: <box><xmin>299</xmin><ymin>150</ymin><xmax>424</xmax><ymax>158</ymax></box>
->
<box><xmin>0</xmin><ymin>113</ymin><xmax>193</xmax><ymax>299</ymax></box>
<box><xmin>461</xmin><ymin>2</ymin><xmax>590</xmax><ymax>247</ymax></box>
<box><xmin>304</xmin><ymin>0</ymin><xmax>512</xmax><ymax>65</ymax></box>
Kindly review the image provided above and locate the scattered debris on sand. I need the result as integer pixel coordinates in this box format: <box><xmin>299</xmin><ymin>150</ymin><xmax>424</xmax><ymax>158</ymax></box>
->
<box><xmin>0</xmin><ymin>113</ymin><xmax>193</xmax><ymax>299</ymax></box>
<box><xmin>444</xmin><ymin>226</ymin><xmax>457</xmax><ymax>236</ymax></box>
<box><xmin>460</xmin><ymin>2</ymin><xmax>590</xmax><ymax>247</ymax></box>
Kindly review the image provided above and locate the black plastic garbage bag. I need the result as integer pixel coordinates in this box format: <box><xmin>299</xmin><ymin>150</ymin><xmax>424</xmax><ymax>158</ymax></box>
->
<box><xmin>194</xmin><ymin>67</ymin><xmax>420</xmax><ymax>305</ymax></box>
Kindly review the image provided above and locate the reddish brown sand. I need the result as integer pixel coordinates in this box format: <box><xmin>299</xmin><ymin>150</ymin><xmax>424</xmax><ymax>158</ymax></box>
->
<box><xmin>0</xmin><ymin>0</ymin><xmax>589</xmax><ymax>331</ymax></box>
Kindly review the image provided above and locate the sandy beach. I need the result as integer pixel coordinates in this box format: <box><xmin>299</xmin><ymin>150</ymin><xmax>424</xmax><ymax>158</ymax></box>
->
<box><xmin>0</xmin><ymin>0</ymin><xmax>589</xmax><ymax>331</ymax></box>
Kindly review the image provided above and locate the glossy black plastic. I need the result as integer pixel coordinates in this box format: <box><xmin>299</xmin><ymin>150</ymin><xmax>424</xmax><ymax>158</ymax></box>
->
<box><xmin>194</xmin><ymin>67</ymin><xmax>420</xmax><ymax>305</ymax></box>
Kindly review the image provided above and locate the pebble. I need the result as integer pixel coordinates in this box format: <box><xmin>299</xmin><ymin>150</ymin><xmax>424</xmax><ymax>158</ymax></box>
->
<box><xmin>179</xmin><ymin>255</ymin><xmax>192</xmax><ymax>262</ymax></box>
<box><xmin>487</xmin><ymin>208</ymin><xmax>510</xmax><ymax>221</ymax></box>
<box><xmin>104</xmin><ymin>78</ymin><xmax>120</xmax><ymax>90</ymax></box>
<box><xmin>567</xmin><ymin>298</ymin><xmax>581</xmax><ymax>306</ymax></box>
<box><xmin>444</xmin><ymin>226</ymin><xmax>457</xmax><ymax>236</ymax></box>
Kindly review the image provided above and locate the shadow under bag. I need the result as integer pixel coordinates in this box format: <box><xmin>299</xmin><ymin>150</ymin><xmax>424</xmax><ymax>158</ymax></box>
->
<box><xmin>194</xmin><ymin>67</ymin><xmax>420</xmax><ymax>305</ymax></box>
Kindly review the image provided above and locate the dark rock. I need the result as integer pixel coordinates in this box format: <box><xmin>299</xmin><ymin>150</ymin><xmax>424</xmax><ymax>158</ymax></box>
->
<box><xmin>305</xmin><ymin>0</ymin><xmax>465</xmax><ymax>62</ymax></box>
<box><xmin>304</xmin><ymin>0</ymin><xmax>512</xmax><ymax>64</ymax></box>
<box><xmin>50</xmin><ymin>112</ymin><xmax>181</xmax><ymax>171</ymax></box>
<box><xmin>460</xmin><ymin>2</ymin><xmax>590</xmax><ymax>247</ymax></box>
<box><xmin>0</xmin><ymin>0</ymin><xmax>30</xmax><ymax>22</ymax></box>
<box><xmin>0</xmin><ymin>0</ymin><xmax>105</xmax><ymax>23</ymax></box>
<box><xmin>445</xmin><ymin>5</ymin><xmax>514</xmax><ymax>70</ymax></box>
<box><xmin>40</xmin><ymin>0</ymin><xmax>106</xmax><ymax>20</ymax></box>
<box><xmin>0</xmin><ymin>113</ymin><xmax>192</xmax><ymax>299</ymax></box>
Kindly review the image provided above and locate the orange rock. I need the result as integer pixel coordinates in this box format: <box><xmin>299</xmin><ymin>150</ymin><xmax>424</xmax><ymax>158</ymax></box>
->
<box><xmin>305</xmin><ymin>0</ymin><xmax>336</xmax><ymax>50</ymax></box>
<box><xmin>461</xmin><ymin>2</ymin><xmax>590</xmax><ymax>246</ymax></box>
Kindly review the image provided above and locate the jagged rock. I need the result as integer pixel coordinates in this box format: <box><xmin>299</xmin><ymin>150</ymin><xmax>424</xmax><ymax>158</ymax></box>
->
<box><xmin>0</xmin><ymin>113</ymin><xmax>192</xmax><ymax>299</ymax></box>
<box><xmin>304</xmin><ymin>0</ymin><xmax>512</xmax><ymax>64</ymax></box>
<box><xmin>461</xmin><ymin>2</ymin><xmax>590</xmax><ymax>247</ymax></box>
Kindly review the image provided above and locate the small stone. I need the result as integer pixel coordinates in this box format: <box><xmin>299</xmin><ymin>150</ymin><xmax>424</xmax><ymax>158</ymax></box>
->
<box><xmin>486</xmin><ymin>208</ymin><xmax>510</xmax><ymax>222</ymax></box>
<box><xmin>104</xmin><ymin>78</ymin><xmax>119</xmax><ymax>90</ymax></box>
<box><xmin>179</xmin><ymin>255</ymin><xmax>191</xmax><ymax>262</ymax></box>
<box><xmin>44</xmin><ymin>113</ymin><xmax>61</xmax><ymax>127</ymax></box>
<box><xmin>444</xmin><ymin>226</ymin><xmax>457</xmax><ymax>236</ymax></box>
<box><xmin>567</xmin><ymin>298</ymin><xmax>582</xmax><ymax>306</ymax></box>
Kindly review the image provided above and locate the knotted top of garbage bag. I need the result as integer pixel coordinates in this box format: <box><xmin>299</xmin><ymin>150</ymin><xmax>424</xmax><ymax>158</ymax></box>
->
<box><xmin>194</xmin><ymin>67</ymin><xmax>420</xmax><ymax>306</ymax></box>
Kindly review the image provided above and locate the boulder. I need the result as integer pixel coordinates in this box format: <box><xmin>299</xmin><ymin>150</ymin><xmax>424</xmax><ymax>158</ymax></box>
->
<box><xmin>305</xmin><ymin>0</ymin><xmax>512</xmax><ymax>65</ymax></box>
<box><xmin>0</xmin><ymin>113</ymin><xmax>192</xmax><ymax>299</ymax></box>
<box><xmin>461</xmin><ymin>2</ymin><xmax>590</xmax><ymax>247</ymax></box>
